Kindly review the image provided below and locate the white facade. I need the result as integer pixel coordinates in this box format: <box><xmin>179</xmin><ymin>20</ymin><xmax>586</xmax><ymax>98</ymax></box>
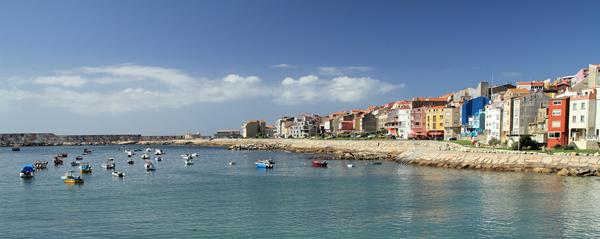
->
<box><xmin>397</xmin><ymin>109</ymin><xmax>411</xmax><ymax>139</ymax></box>
<box><xmin>484</xmin><ymin>104</ymin><xmax>503</xmax><ymax>142</ymax></box>
<box><xmin>569</xmin><ymin>89</ymin><xmax>596</xmax><ymax>141</ymax></box>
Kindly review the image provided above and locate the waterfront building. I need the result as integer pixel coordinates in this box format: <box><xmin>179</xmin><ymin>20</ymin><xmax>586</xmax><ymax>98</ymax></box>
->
<box><xmin>488</xmin><ymin>83</ymin><xmax>515</xmax><ymax>100</ymax></box>
<box><xmin>214</xmin><ymin>130</ymin><xmax>241</xmax><ymax>138</ymax></box>
<box><xmin>484</xmin><ymin>101</ymin><xmax>503</xmax><ymax>142</ymax></box>
<box><xmin>527</xmin><ymin>107</ymin><xmax>548</xmax><ymax>143</ymax></box>
<box><xmin>500</xmin><ymin>88</ymin><xmax>530</xmax><ymax>142</ymax></box>
<box><xmin>425</xmin><ymin>106</ymin><xmax>445</xmax><ymax>139</ymax></box>
<box><xmin>385</xmin><ymin>101</ymin><xmax>412</xmax><ymax>139</ymax></box>
<box><xmin>358</xmin><ymin>111</ymin><xmax>378</xmax><ymax>133</ymax></box>
<box><xmin>467</xmin><ymin>109</ymin><xmax>485</xmax><ymax>136</ymax></box>
<box><xmin>547</xmin><ymin>97</ymin><xmax>570</xmax><ymax>148</ymax></box>
<box><xmin>569</xmin><ymin>89</ymin><xmax>596</xmax><ymax>143</ymax></box>
<box><xmin>184</xmin><ymin>132</ymin><xmax>202</xmax><ymax>139</ymax></box>
<box><xmin>410</xmin><ymin>107</ymin><xmax>427</xmax><ymax>139</ymax></box>
<box><xmin>511</xmin><ymin>92</ymin><xmax>549</xmax><ymax>137</ymax></box>
<box><xmin>443</xmin><ymin>106</ymin><xmax>461</xmax><ymax>139</ymax></box>
<box><xmin>241</xmin><ymin>120</ymin><xmax>267</xmax><ymax>138</ymax></box>
<box><xmin>461</xmin><ymin>96</ymin><xmax>490</xmax><ymax>133</ymax></box>
<box><xmin>290</xmin><ymin>114</ymin><xmax>320</xmax><ymax>138</ymax></box>
<box><xmin>274</xmin><ymin>117</ymin><xmax>295</xmax><ymax>138</ymax></box>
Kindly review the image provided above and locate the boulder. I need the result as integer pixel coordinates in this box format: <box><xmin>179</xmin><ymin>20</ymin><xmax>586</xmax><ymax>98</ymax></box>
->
<box><xmin>556</xmin><ymin>168</ymin><xmax>570</xmax><ymax>176</ymax></box>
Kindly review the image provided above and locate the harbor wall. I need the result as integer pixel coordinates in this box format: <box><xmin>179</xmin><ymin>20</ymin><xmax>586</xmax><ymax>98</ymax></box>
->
<box><xmin>0</xmin><ymin>133</ymin><xmax>181</xmax><ymax>146</ymax></box>
<box><xmin>171</xmin><ymin>138</ymin><xmax>600</xmax><ymax>177</ymax></box>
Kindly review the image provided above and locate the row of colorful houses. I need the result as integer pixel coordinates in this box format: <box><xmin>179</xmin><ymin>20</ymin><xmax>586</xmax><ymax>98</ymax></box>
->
<box><xmin>239</xmin><ymin>64</ymin><xmax>600</xmax><ymax>149</ymax></box>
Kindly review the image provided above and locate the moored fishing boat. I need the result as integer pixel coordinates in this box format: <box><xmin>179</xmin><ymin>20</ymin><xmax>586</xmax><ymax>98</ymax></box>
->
<box><xmin>112</xmin><ymin>171</ymin><xmax>125</xmax><ymax>177</ymax></box>
<box><xmin>75</xmin><ymin>156</ymin><xmax>83</xmax><ymax>160</ymax></box>
<box><xmin>12</xmin><ymin>145</ymin><xmax>21</xmax><ymax>151</ymax></box>
<box><xmin>53</xmin><ymin>157</ymin><xmax>64</xmax><ymax>165</ymax></box>
<box><xmin>184</xmin><ymin>158</ymin><xmax>193</xmax><ymax>165</ymax></box>
<box><xmin>154</xmin><ymin>149</ymin><xmax>164</xmax><ymax>155</ymax></box>
<box><xmin>79</xmin><ymin>162</ymin><xmax>92</xmax><ymax>173</ymax></box>
<box><xmin>155</xmin><ymin>156</ymin><xmax>162</xmax><ymax>161</ymax></box>
<box><xmin>83</xmin><ymin>148</ymin><xmax>92</xmax><ymax>154</ymax></box>
<box><xmin>141</xmin><ymin>153</ymin><xmax>149</xmax><ymax>159</ymax></box>
<box><xmin>20</xmin><ymin>164</ymin><xmax>35</xmax><ymax>178</ymax></box>
<box><xmin>181</xmin><ymin>154</ymin><xmax>193</xmax><ymax>160</ymax></box>
<box><xmin>34</xmin><ymin>160</ymin><xmax>48</xmax><ymax>170</ymax></box>
<box><xmin>102</xmin><ymin>162</ymin><xmax>115</xmax><ymax>169</ymax></box>
<box><xmin>370</xmin><ymin>162</ymin><xmax>383</xmax><ymax>165</ymax></box>
<box><xmin>58</xmin><ymin>153</ymin><xmax>68</xmax><ymax>158</ymax></box>
<box><xmin>126</xmin><ymin>150</ymin><xmax>134</xmax><ymax>157</ymax></box>
<box><xmin>61</xmin><ymin>171</ymin><xmax>84</xmax><ymax>184</ymax></box>
<box><xmin>255</xmin><ymin>160</ymin><xmax>274</xmax><ymax>169</ymax></box>
<box><xmin>144</xmin><ymin>160</ymin><xmax>156</xmax><ymax>171</ymax></box>
<box><xmin>311</xmin><ymin>160</ymin><xmax>328</xmax><ymax>167</ymax></box>
<box><xmin>228</xmin><ymin>161</ymin><xmax>235</xmax><ymax>166</ymax></box>
<box><xmin>127</xmin><ymin>159</ymin><xmax>134</xmax><ymax>165</ymax></box>
<box><xmin>347</xmin><ymin>164</ymin><xmax>355</xmax><ymax>168</ymax></box>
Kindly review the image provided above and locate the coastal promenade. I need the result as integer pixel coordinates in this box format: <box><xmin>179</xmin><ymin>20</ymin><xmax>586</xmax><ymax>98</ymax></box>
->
<box><xmin>143</xmin><ymin>138</ymin><xmax>600</xmax><ymax>177</ymax></box>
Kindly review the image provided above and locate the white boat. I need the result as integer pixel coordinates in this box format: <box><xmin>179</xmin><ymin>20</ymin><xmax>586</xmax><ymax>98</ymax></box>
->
<box><xmin>347</xmin><ymin>164</ymin><xmax>355</xmax><ymax>168</ymax></box>
<box><xmin>184</xmin><ymin>159</ymin><xmax>194</xmax><ymax>165</ymax></box>
<box><xmin>191</xmin><ymin>152</ymin><xmax>199</xmax><ymax>158</ymax></box>
<box><xmin>141</xmin><ymin>153</ymin><xmax>149</xmax><ymax>159</ymax></box>
<box><xmin>155</xmin><ymin>157</ymin><xmax>162</xmax><ymax>161</ymax></box>
<box><xmin>228</xmin><ymin>161</ymin><xmax>235</xmax><ymax>166</ymax></box>
<box><xmin>154</xmin><ymin>149</ymin><xmax>164</xmax><ymax>155</ymax></box>
<box><xmin>145</xmin><ymin>161</ymin><xmax>156</xmax><ymax>171</ymax></box>
<box><xmin>181</xmin><ymin>154</ymin><xmax>193</xmax><ymax>160</ymax></box>
<box><xmin>112</xmin><ymin>171</ymin><xmax>125</xmax><ymax>177</ymax></box>
<box><xmin>102</xmin><ymin>162</ymin><xmax>116</xmax><ymax>169</ymax></box>
<box><xmin>145</xmin><ymin>148</ymin><xmax>152</xmax><ymax>152</ymax></box>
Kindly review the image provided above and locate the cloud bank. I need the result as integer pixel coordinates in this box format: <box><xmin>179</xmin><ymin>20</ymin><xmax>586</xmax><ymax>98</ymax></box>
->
<box><xmin>0</xmin><ymin>64</ymin><xmax>403</xmax><ymax>113</ymax></box>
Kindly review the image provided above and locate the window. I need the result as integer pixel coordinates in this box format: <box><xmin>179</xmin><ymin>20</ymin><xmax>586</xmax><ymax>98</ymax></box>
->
<box><xmin>581</xmin><ymin>115</ymin><xmax>585</xmax><ymax>122</ymax></box>
<box><xmin>552</xmin><ymin>109</ymin><xmax>561</xmax><ymax>116</ymax></box>
<box><xmin>553</xmin><ymin>101</ymin><xmax>562</xmax><ymax>105</ymax></box>
<box><xmin>572</xmin><ymin>116</ymin><xmax>577</xmax><ymax>123</ymax></box>
<box><xmin>551</xmin><ymin>121</ymin><xmax>561</xmax><ymax>128</ymax></box>
<box><xmin>548</xmin><ymin>132</ymin><xmax>561</xmax><ymax>138</ymax></box>
<box><xmin>573</xmin><ymin>103</ymin><xmax>577</xmax><ymax>110</ymax></box>
<box><xmin>582</xmin><ymin>102</ymin><xmax>586</xmax><ymax>110</ymax></box>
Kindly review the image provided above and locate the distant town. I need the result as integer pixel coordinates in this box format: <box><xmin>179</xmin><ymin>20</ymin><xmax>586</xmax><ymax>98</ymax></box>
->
<box><xmin>224</xmin><ymin>64</ymin><xmax>600</xmax><ymax>150</ymax></box>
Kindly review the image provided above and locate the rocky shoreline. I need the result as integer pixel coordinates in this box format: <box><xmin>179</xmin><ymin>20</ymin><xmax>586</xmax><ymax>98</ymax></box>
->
<box><xmin>174</xmin><ymin>138</ymin><xmax>600</xmax><ymax>177</ymax></box>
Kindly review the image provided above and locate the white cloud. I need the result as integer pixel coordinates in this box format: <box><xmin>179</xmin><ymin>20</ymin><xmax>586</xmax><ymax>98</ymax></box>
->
<box><xmin>317</xmin><ymin>66</ymin><xmax>373</xmax><ymax>76</ymax></box>
<box><xmin>276</xmin><ymin>75</ymin><xmax>402</xmax><ymax>104</ymax></box>
<box><xmin>0</xmin><ymin>64</ymin><xmax>402</xmax><ymax>113</ymax></box>
<box><xmin>271</xmin><ymin>63</ymin><xmax>294</xmax><ymax>69</ymax></box>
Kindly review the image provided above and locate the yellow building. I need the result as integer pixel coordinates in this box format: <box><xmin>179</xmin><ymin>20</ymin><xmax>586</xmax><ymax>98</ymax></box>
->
<box><xmin>426</xmin><ymin>106</ymin><xmax>445</xmax><ymax>139</ymax></box>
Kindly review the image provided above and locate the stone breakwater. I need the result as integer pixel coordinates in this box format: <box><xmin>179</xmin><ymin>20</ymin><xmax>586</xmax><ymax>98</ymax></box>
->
<box><xmin>178</xmin><ymin>138</ymin><xmax>600</xmax><ymax>177</ymax></box>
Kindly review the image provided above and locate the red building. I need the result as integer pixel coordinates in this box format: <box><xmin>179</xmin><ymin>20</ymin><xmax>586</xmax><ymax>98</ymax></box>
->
<box><xmin>547</xmin><ymin>97</ymin><xmax>570</xmax><ymax>148</ymax></box>
<box><xmin>410</xmin><ymin>107</ymin><xmax>427</xmax><ymax>139</ymax></box>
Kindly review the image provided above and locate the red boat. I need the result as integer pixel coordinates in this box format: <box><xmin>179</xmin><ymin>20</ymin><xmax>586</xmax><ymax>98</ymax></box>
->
<box><xmin>311</xmin><ymin>160</ymin><xmax>328</xmax><ymax>167</ymax></box>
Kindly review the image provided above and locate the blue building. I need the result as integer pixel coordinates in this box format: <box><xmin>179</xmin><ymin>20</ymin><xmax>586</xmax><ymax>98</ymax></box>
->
<box><xmin>461</xmin><ymin>96</ymin><xmax>490</xmax><ymax>125</ymax></box>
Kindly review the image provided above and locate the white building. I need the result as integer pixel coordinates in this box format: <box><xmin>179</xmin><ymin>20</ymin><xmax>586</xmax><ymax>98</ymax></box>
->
<box><xmin>484</xmin><ymin>102</ymin><xmax>503</xmax><ymax>142</ymax></box>
<box><xmin>569</xmin><ymin>89</ymin><xmax>596</xmax><ymax>141</ymax></box>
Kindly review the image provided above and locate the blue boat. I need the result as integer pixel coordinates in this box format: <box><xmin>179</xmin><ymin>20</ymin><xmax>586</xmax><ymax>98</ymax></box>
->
<box><xmin>255</xmin><ymin>160</ymin><xmax>274</xmax><ymax>169</ymax></box>
<box><xmin>20</xmin><ymin>164</ymin><xmax>35</xmax><ymax>178</ymax></box>
<box><xmin>79</xmin><ymin>163</ymin><xmax>92</xmax><ymax>173</ymax></box>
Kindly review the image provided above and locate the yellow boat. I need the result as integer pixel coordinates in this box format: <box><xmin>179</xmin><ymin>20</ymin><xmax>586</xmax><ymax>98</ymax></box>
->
<box><xmin>61</xmin><ymin>171</ymin><xmax>84</xmax><ymax>184</ymax></box>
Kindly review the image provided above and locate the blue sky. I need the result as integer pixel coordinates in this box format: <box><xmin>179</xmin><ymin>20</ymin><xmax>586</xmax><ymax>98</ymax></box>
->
<box><xmin>0</xmin><ymin>0</ymin><xmax>599</xmax><ymax>135</ymax></box>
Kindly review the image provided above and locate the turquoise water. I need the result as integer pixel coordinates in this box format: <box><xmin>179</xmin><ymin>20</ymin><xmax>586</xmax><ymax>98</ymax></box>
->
<box><xmin>1</xmin><ymin>145</ymin><xmax>600</xmax><ymax>238</ymax></box>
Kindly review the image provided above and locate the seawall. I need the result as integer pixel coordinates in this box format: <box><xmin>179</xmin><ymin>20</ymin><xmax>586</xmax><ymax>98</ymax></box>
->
<box><xmin>160</xmin><ymin>138</ymin><xmax>600</xmax><ymax>177</ymax></box>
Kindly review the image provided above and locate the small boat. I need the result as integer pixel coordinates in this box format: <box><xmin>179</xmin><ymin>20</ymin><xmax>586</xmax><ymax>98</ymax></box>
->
<box><xmin>107</xmin><ymin>157</ymin><xmax>115</xmax><ymax>161</ymax></box>
<box><xmin>34</xmin><ymin>160</ymin><xmax>48</xmax><ymax>170</ymax></box>
<box><xmin>57</xmin><ymin>153</ymin><xmax>68</xmax><ymax>158</ymax></box>
<box><xmin>141</xmin><ymin>153</ymin><xmax>149</xmax><ymax>159</ymax></box>
<box><xmin>370</xmin><ymin>162</ymin><xmax>383</xmax><ymax>165</ymax></box>
<box><xmin>20</xmin><ymin>164</ymin><xmax>35</xmax><ymax>178</ymax></box>
<box><xmin>155</xmin><ymin>157</ymin><xmax>162</xmax><ymax>162</ymax></box>
<box><xmin>112</xmin><ymin>171</ymin><xmax>125</xmax><ymax>177</ymax></box>
<box><xmin>127</xmin><ymin>159</ymin><xmax>134</xmax><ymax>165</ymax></box>
<box><xmin>83</xmin><ymin>148</ymin><xmax>92</xmax><ymax>154</ymax></box>
<box><xmin>191</xmin><ymin>153</ymin><xmax>199</xmax><ymax>158</ymax></box>
<box><xmin>311</xmin><ymin>160</ymin><xmax>328</xmax><ymax>167</ymax></box>
<box><xmin>12</xmin><ymin>145</ymin><xmax>21</xmax><ymax>151</ymax></box>
<box><xmin>144</xmin><ymin>160</ymin><xmax>156</xmax><ymax>171</ymax></box>
<box><xmin>184</xmin><ymin>159</ymin><xmax>194</xmax><ymax>165</ymax></box>
<box><xmin>126</xmin><ymin>151</ymin><xmax>134</xmax><ymax>157</ymax></box>
<box><xmin>53</xmin><ymin>157</ymin><xmax>64</xmax><ymax>165</ymax></box>
<box><xmin>75</xmin><ymin>156</ymin><xmax>83</xmax><ymax>160</ymax></box>
<box><xmin>228</xmin><ymin>161</ymin><xmax>236</xmax><ymax>166</ymax></box>
<box><xmin>79</xmin><ymin>163</ymin><xmax>92</xmax><ymax>173</ymax></box>
<box><xmin>145</xmin><ymin>148</ymin><xmax>152</xmax><ymax>152</ymax></box>
<box><xmin>62</xmin><ymin>171</ymin><xmax>84</xmax><ymax>184</ymax></box>
<box><xmin>347</xmin><ymin>164</ymin><xmax>355</xmax><ymax>168</ymax></box>
<box><xmin>181</xmin><ymin>154</ymin><xmax>193</xmax><ymax>160</ymax></box>
<box><xmin>101</xmin><ymin>162</ymin><xmax>116</xmax><ymax>169</ymax></box>
<box><xmin>255</xmin><ymin>160</ymin><xmax>274</xmax><ymax>169</ymax></box>
<box><xmin>71</xmin><ymin>161</ymin><xmax>81</xmax><ymax>167</ymax></box>
<box><xmin>154</xmin><ymin>149</ymin><xmax>164</xmax><ymax>155</ymax></box>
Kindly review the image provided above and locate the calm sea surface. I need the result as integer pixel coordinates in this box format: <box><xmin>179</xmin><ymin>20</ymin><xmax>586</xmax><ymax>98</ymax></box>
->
<box><xmin>1</xmin><ymin>145</ymin><xmax>600</xmax><ymax>238</ymax></box>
